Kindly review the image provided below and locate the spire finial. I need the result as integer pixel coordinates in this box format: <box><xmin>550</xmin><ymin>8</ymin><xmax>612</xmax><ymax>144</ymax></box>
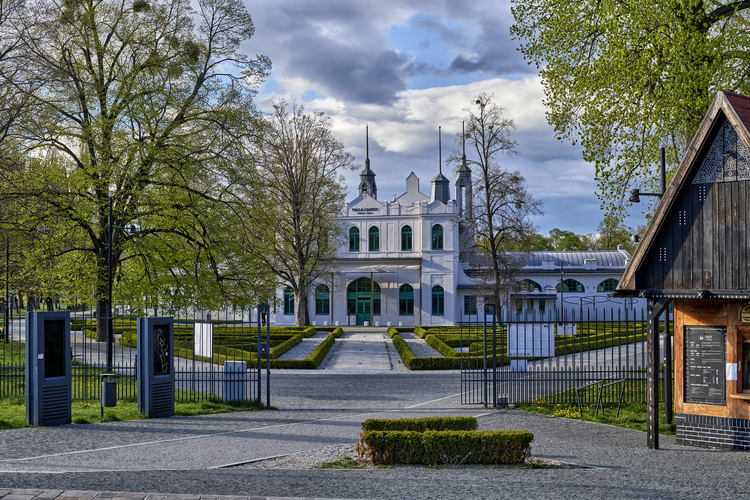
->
<box><xmin>462</xmin><ymin>121</ymin><xmax>466</xmax><ymax>158</ymax></box>
<box><xmin>439</xmin><ymin>126</ymin><xmax>442</xmax><ymax>175</ymax></box>
<box><xmin>366</xmin><ymin>125</ymin><xmax>369</xmax><ymax>160</ymax></box>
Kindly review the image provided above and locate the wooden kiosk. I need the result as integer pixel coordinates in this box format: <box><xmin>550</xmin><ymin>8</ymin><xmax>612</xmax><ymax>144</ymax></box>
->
<box><xmin>616</xmin><ymin>91</ymin><xmax>750</xmax><ymax>449</ymax></box>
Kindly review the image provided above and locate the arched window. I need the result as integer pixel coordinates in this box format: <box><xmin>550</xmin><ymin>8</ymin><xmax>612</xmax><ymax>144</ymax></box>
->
<box><xmin>349</xmin><ymin>227</ymin><xmax>360</xmax><ymax>252</ymax></box>
<box><xmin>368</xmin><ymin>226</ymin><xmax>379</xmax><ymax>251</ymax></box>
<box><xmin>283</xmin><ymin>287</ymin><xmax>295</xmax><ymax>315</ymax></box>
<box><xmin>401</xmin><ymin>225</ymin><xmax>412</xmax><ymax>251</ymax></box>
<box><xmin>431</xmin><ymin>224</ymin><xmax>444</xmax><ymax>250</ymax></box>
<box><xmin>597</xmin><ymin>278</ymin><xmax>619</xmax><ymax>292</ymax></box>
<box><xmin>515</xmin><ymin>279</ymin><xmax>542</xmax><ymax>292</ymax></box>
<box><xmin>556</xmin><ymin>279</ymin><xmax>585</xmax><ymax>293</ymax></box>
<box><xmin>315</xmin><ymin>284</ymin><xmax>330</xmax><ymax>315</ymax></box>
<box><xmin>432</xmin><ymin>285</ymin><xmax>444</xmax><ymax>316</ymax></box>
<box><xmin>399</xmin><ymin>284</ymin><xmax>414</xmax><ymax>315</ymax></box>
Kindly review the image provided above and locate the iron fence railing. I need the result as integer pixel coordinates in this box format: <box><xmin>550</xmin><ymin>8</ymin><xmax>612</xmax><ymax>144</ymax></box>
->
<box><xmin>0</xmin><ymin>302</ymin><xmax>268</xmax><ymax>404</ymax></box>
<box><xmin>460</xmin><ymin>307</ymin><xmax>672</xmax><ymax>408</ymax></box>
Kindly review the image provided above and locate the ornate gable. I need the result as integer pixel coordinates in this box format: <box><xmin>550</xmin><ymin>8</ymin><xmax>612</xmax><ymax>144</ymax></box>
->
<box><xmin>693</xmin><ymin>118</ymin><xmax>750</xmax><ymax>185</ymax></box>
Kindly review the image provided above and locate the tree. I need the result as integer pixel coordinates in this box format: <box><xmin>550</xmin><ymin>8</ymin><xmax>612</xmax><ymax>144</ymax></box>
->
<box><xmin>511</xmin><ymin>0</ymin><xmax>750</xmax><ymax>218</ymax></box>
<box><xmin>591</xmin><ymin>215</ymin><xmax>636</xmax><ymax>254</ymax></box>
<box><xmin>250</xmin><ymin>102</ymin><xmax>356</xmax><ymax>326</ymax></box>
<box><xmin>6</xmin><ymin>0</ymin><xmax>271</xmax><ymax>339</ymax></box>
<box><xmin>548</xmin><ymin>228</ymin><xmax>591</xmax><ymax>251</ymax></box>
<box><xmin>0</xmin><ymin>0</ymin><xmax>29</xmax><ymax>147</ymax></box>
<box><xmin>453</xmin><ymin>93</ymin><xmax>543</xmax><ymax>311</ymax></box>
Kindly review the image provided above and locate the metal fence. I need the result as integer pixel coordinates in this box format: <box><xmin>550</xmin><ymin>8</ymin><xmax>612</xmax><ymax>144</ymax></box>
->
<box><xmin>460</xmin><ymin>307</ymin><xmax>671</xmax><ymax>409</ymax></box>
<box><xmin>1</xmin><ymin>302</ymin><xmax>269</xmax><ymax>405</ymax></box>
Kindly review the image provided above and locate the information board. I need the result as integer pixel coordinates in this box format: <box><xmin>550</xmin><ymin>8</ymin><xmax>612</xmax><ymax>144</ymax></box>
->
<box><xmin>684</xmin><ymin>326</ymin><xmax>726</xmax><ymax>405</ymax></box>
<box><xmin>507</xmin><ymin>323</ymin><xmax>554</xmax><ymax>358</ymax></box>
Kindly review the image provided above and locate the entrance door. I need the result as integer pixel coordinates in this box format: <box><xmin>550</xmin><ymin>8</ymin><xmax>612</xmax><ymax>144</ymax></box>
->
<box><xmin>356</xmin><ymin>298</ymin><xmax>371</xmax><ymax>325</ymax></box>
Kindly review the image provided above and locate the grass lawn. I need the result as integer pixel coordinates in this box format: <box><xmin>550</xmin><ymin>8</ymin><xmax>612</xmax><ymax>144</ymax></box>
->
<box><xmin>0</xmin><ymin>394</ymin><xmax>269</xmax><ymax>430</ymax></box>
<box><xmin>515</xmin><ymin>380</ymin><xmax>676</xmax><ymax>436</ymax></box>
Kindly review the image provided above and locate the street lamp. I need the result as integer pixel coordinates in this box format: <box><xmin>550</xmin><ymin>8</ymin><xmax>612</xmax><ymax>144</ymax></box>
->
<box><xmin>629</xmin><ymin>147</ymin><xmax>667</xmax><ymax>204</ymax></box>
<box><xmin>107</xmin><ymin>196</ymin><xmax>137</xmax><ymax>369</ymax></box>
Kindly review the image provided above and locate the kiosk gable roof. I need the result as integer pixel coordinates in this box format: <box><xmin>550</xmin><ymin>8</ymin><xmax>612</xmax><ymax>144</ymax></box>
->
<box><xmin>617</xmin><ymin>91</ymin><xmax>750</xmax><ymax>296</ymax></box>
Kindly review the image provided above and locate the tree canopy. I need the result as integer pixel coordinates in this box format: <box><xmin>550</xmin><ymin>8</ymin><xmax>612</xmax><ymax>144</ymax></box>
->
<box><xmin>1</xmin><ymin>0</ymin><xmax>272</xmax><ymax>326</ymax></box>
<box><xmin>511</xmin><ymin>0</ymin><xmax>750</xmax><ymax>218</ymax></box>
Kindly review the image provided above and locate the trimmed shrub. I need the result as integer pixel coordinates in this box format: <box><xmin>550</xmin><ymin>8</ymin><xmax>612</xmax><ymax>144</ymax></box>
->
<box><xmin>331</xmin><ymin>327</ymin><xmax>344</xmax><ymax>338</ymax></box>
<box><xmin>362</xmin><ymin>417</ymin><xmax>477</xmax><ymax>432</ymax></box>
<box><xmin>414</xmin><ymin>327</ymin><xmax>429</xmax><ymax>339</ymax></box>
<box><xmin>364</xmin><ymin>430</ymin><xmax>533</xmax><ymax>465</ymax></box>
<box><xmin>424</xmin><ymin>335</ymin><xmax>459</xmax><ymax>357</ymax></box>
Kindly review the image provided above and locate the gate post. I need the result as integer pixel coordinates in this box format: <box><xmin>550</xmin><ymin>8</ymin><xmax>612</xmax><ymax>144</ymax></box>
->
<box><xmin>137</xmin><ymin>317</ymin><xmax>174</xmax><ymax>418</ymax></box>
<box><xmin>647</xmin><ymin>298</ymin><xmax>670</xmax><ymax>449</ymax></box>
<box><xmin>25</xmin><ymin>311</ymin><xmax>71</xmax><ymax>426</ymax></box>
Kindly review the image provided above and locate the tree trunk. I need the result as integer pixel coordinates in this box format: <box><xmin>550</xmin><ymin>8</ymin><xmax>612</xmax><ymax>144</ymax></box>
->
<box><xmin>295</xmin><ymin>290</ymin><xmax>310</xmax><ymax>326</ymax></box>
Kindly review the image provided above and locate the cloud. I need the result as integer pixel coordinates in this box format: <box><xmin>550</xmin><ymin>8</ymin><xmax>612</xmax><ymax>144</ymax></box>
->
<box><xmin>445</xmin><ymin>14</ymin><xmax>531</xmax><ymax>77</ymax></box>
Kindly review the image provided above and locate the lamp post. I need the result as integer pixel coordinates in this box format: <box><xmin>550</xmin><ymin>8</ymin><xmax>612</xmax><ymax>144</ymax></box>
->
<box><xmin>629</xmin><ymin>147</ymin><xmax>667</xmax><ymax>203</ymax></box>
<box><xmin>559</xmin><ymin>260</ymin><xmax>565</xmax><ymax>321</ymax></box>
<box><xmin>107</xmin><ymin>196</ymin><xmax>136</xmax><ymax>370</ymax></box>
<box><xmin>4</xmin><ymin>238</ymin><xmax>8</xmax><ymax>343</ymax></box>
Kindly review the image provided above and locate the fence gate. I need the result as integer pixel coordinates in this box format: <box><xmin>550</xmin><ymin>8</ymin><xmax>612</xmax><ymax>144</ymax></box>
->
<box><xmin>461</xmin><ymin>307</ymin><xmax>667</xmax><ymax>409</ymax></box>
<box><xmin>2</xmin><ymin>302</ymin><xmax>270</xmax><ymax>407</ymax></box>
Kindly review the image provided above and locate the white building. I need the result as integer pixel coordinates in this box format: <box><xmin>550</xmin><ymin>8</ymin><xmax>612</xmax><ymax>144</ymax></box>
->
<box><xmin>271</xmin><ymin>142</ymin><xmax>644</xmax><ymax>326</ymax></box>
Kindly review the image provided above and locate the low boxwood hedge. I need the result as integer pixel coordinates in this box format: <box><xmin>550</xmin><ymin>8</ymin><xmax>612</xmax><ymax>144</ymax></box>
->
<box><xmin>364</xmin><ymin>429</ymin><xmax>534</xmax><ymax>465</ymax></box>
<box><xmin>362</xmin><ymin>417</ymin><xmax>477</xmax><ymax>432</ymax></box>
<box><xmin>265</xmin><ymin>331</ymin><xmax>339</xmax><ymax>369</ymax></box>
<box><xmin>424</xmin><ymin>335</ymin><xmax>459</xmax><ymax>357</ymax></box>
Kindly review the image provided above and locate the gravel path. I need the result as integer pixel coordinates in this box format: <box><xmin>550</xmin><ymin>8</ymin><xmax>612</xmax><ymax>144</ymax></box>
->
<box><xmin>398</xmin><ymin>331</ymin><xmax>442</xmax><ymax>358</ymax></box>
<box><xmin>276</xmin><ymin>332</ymin><xmax>328</xmax><ymax>360</ymax></box>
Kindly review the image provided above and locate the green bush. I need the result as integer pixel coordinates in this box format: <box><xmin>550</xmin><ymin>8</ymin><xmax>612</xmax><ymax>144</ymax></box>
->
<box><xmin>331</xmin><ymin>327</ymin><xmax>344</xmax><ymax>338</ymax></box>
<box><xmin>362</xmin><ymin>417</ymin><xmax>477</xmax><ymax>432</ymax></box>
<box><xmin>364</xmin><ymin>430</ymin><xmax>533</xmax><ymax>465</ymax></box>
<box><xmin>424</xmin><ymin>335</ymin><xmax>459</xmax><ymax>357</ymax></box>
<box><xmin>414</xmin><ymin>327</ymin><xmax>429</xmax><ymax>339</ymax></box>
<box><xmin>263</xmin><ymin>332</ymin><xmax>338</xmax><ymax>369</ymax></box>
<box><xmin>387</xmin><ymin>327</ymin><xmax>399</xmax><ymax>339</ymax></box>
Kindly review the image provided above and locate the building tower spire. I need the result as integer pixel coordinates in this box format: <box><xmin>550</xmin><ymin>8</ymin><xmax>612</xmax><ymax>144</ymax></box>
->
<box><xmin>431</xmin><ymin>126</ymin><xmax>451</xmax><ymax>203</ymax></box>
<box><xmin>358</xmin><ymin>125</ymin><xmax>377</xmax><ymax>199</ymax></box>
<box><xmin>456</xmin><ymin>121</ymin><xmax>472</xmax><ymax>218</ymax></box>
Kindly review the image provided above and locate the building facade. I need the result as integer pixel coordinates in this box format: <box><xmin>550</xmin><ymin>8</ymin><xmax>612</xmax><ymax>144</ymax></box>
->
<box><xmin>271</xmin><ymin>146</ymin><xmax>644</xmax><ymax>326</ymax></box>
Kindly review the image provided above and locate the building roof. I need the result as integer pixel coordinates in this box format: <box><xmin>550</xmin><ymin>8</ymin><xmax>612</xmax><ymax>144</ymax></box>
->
<box><xmin>616</xmin><ymin>91</ymin><xmax>750</xmax><ymax>297</ymax></box>
<box><xmin>524</xmin><ymin>251</ymin><xmax>630</xmax><ymax>268</ymax></box>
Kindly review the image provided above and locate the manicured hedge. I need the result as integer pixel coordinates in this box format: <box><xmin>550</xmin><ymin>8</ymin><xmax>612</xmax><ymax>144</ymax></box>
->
<box><xmin>391</xmin><ymin>333</ymin><xmax>506</xmax><ymax>370</ymax></box>
<box><xmin>362</xmin><ymin>417</ymin><xmax>477</xmax><ymax>432</ymax></box>
<box><xmin>264</xmin><ymin>331</ymin><xmax>339</xmax><ymax>369</ymax></box>
<box><xmin>424</xmin><ymin>335</ymin><xmax>459</xmax><ymax>357</ymax></box>
<box><xmin>364</xmin><ymin>430</ymin><xmax>534</xmax><ymax>465</ymax></box>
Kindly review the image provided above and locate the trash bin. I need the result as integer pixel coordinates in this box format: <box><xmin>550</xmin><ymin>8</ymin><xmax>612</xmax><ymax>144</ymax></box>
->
<box><xmin>223</xmin><ymin>361</ymin><xmax>246</xmax><ymax>402</ymax></box>
<box><xmin>102</xmin><ymin>380</ymin><xmax>117</xmax><ymax>407</ymax></box>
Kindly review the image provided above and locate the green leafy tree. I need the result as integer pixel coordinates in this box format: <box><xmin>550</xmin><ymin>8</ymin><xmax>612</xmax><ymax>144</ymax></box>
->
<box><xmin>249</xmin><ymin>102</ymin><xmax>356</xmax><ymax>326</ymax></box>
<box><xmin>548</xmin><ymin>228</ymin><xmax>590</xmax><ymax>251</ymax></box>
<box><xmin>592</xmin><ymin>215</ymin><xmax>636</xmax><ymax>254</ymax></box>
<box><xmin>6</xmin><ymin>0</ymin><xmax>271</xmax><ymax>339</ymax></box>
<box><xmin>511</xmin><ymin>0</ymin><xmax>750</xmax><ymax>217</ymax></box>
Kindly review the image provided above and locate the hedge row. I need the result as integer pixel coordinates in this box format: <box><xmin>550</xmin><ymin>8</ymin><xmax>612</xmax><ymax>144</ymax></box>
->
<box><xmin>363</xmin><ymin>430</ymin><xmax>534</xmax><ymax>465</ymax></box>
<box><xmin>424</xmin><ymin>335</ymin><xmax>459</xmax><ymax>357</ymax></box>
<box><xmin>265</xmin><ymin>328</ymin><xmax>342</xmax><ymax>369</ymax></box>
<box><xmin>362</xmin><ymin>417</ymin><xmax>477</xmax><ymax>432</ymax></box>
<box><xmin>391</xmin><ymin>333</ymin><xmax>464</xmax><ymax>370</ymax></box>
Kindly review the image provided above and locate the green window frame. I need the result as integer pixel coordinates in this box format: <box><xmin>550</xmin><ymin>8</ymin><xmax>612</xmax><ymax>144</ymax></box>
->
<box><xmin>315</xmin><ymin>285</ymin><xmax>330</xmax><ymax>315</ymax></box>
<box><xmin>431</xmin><ymin>224</ymin><xmax>444</xmax><ymax>250</ymax></box>
<box><xmin>349</xmin><ymin>227</ymin><xmax>360</xmax><ymax>252</ymax></box>
<box><xmin>597</xmin><ymin>278</ymin><xmax>619</xmax><ymax>292</ymax></box>
<box><xmin>516</xmin><ymin>279</ymin><xmax>541</xmax><ymax>292</ymax></box>
<box><xmin>368</xmin><ymin>226</ymin><xmax>379</xmax><ymax>251</ymax></box>
<box><xmin>464</xmin><ymin>295</ymin><xmax>477</xmax><ymax>315</ymax></box>
<box><xmin>399</xmin><ymin>284</ymin><xmax>414</xmax><ymax>316</ymax></box>
<box><xmin>432</xmin><ymin>285</ymin><xmax>444</xmax><ymax>316</ymax></box>
<box><xmin>283</xmin><ymin>287</ymin><xmax>295</xmax><ymax>315</ymax></box>
<box><xmin>556</xmin><ymin>279</ymin><xmax>585</xmax><ymax>293</ymax></box>
<box><xmin>401</xmin><ymin>225</ymin><xmax>412</xmax><ymax>251</ymax></box>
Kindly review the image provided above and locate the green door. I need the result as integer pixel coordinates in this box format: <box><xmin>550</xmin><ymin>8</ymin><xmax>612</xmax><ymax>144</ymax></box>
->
<box><xmin>356</xmin><ymin>298</ymin><xmax>371</xmax><ymax>325</ymax></box>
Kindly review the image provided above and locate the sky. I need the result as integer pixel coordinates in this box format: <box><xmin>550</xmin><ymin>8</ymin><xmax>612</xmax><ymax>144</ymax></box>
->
<box><xmin>242</xmin><ymin>0</ymin><xmax>649</xmax><ymax>238</ymax></box>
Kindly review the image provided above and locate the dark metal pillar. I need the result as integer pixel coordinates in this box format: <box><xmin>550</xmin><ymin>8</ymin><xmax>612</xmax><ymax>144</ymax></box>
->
<box><xmin>266</xmin><ymin>307</ymin><xmax>270</xmax><ymax>407</ymax></box>
<box><xmin>107</xmin><ymin>196</ymin><xmax>113</xmax><ymax>370</ymax></box>
<box><xmin>4</xmin><ymin>238</ymin><xmax>9</xmax><ymax>343</ymax></box>
<box><xmin>664</xmin><ymin>305</ymin><xmax>672</xmax><ymax>425</ymax></box>
<box><xmin>647</xmin><ymin>298</ymin><xmax>670</xmax><ymax>449</ymax></box>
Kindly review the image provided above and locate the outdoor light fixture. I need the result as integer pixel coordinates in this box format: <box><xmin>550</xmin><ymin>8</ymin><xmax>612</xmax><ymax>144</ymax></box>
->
<box><xmin>630</xmin><ymin>147</ymin><xmax>667</xmax><ymax>204</ymax></box>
